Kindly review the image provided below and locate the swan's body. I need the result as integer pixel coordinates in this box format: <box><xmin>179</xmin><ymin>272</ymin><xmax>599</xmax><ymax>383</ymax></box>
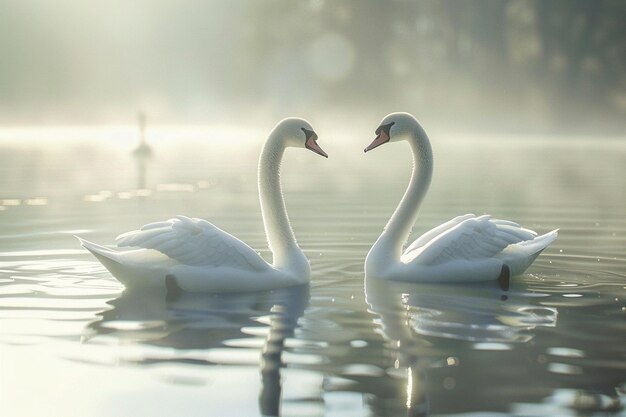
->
<box><xmin>364</xmin><ymin>112</ymin><xmax>558</xmax><ymax>283</ymax></box>
<box><xmin>79</xmin><ymin>118</ymin><xmax>327</xmax><ymax>293</ymax></box>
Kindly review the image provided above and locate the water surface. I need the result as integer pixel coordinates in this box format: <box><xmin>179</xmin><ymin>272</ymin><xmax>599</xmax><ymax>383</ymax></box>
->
<box><xmin>1</xmin><ymin>128</ymin><xmax>625</xmax><ymax>416</ymax></box>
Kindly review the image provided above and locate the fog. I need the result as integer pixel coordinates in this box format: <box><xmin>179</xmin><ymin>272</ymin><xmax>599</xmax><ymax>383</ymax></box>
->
<box><xmin>1</xmin><ymin>0</ymin><xmax>625</xmax><ymax>133</ymax></box>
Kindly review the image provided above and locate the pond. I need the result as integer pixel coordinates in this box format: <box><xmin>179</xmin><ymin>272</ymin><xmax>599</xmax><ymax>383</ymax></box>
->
<box><xmin>1</xmin><ymin>126</ymin><xmax>625</xmax><ymax>416</ymax></box>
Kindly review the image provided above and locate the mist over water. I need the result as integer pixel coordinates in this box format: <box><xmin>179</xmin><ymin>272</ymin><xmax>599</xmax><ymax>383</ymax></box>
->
<box><xmin>1</xmin><ymin>130</ymin><xmax>625</xmax><ymax>416</ymax></box>
<box><xmin>1</xmin><ymin>2</ymin><xmax>625</xmax><ymax>416</ymax></box>
<box><xmin>1</xmin><ymin>0</ymin><xmax>625</xmax><ymax>132</ymax></box>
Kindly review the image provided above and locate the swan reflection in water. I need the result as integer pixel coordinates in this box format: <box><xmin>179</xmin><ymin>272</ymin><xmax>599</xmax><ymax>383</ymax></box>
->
<box><xmin>364</xmin><ymin>276</ymin><xmax>558</xmax><ymax>416</ymax></box>
<box><xmin>84</xmin><ymin>284</ymin><xmax>309</xmax><ymax>417</ymax></box>
<box><xmin>133</xmin><ymin>112</ymin><xmax>152</xmax><ymax>190</ymax></box>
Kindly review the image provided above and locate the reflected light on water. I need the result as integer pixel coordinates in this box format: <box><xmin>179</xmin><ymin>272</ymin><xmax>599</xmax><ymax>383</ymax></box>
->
<box><xmin>0</xmin><ymin>128</ymin><xmax>625</xmax><ymax>416</ymax></box>
<box><xmin>0</xmin><ymin>125</ymin><xmax>259</xmax><ymax>145</ymax></box>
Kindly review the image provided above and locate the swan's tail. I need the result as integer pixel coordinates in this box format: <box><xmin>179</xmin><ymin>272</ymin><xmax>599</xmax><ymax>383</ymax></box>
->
<box><xmin>503</xmin><ymin>229</ymin><xmax>559</xmax><ymax>275</ymax></box>
<box><xmin>76</xmin><ymin>236</ymin><xmax>170</xmax><ymax>291</ymax></box>
<box><xmin>76</xmin><ymin>236</ymin><xmax>144</xmax><ymax>288</ymax></box>
<box><xmin>518</xmin><ymin>229</ymin><xmax>559</xmax><ymax>254</ymax></box>
<box><xmin>76</xmin><ymin>236</ymin><xmax>131</xmax><ymax>282</ymax></box>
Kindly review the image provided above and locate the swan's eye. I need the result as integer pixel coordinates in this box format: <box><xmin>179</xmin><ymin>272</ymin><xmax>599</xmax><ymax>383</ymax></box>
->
<box><xmin>301</xmin><ymin>127</ymin><xmax>316</xmax><ymax>140</ymax></box>
<box><xmin>375</xmin><ymin>122</ymin><xmax>395</xmax><ymax>136</ymax></box>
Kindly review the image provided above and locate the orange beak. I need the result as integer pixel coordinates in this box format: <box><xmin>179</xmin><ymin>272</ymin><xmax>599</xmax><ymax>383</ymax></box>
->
<box><xmin>364</xmin><ymin>130</ymin><xmax>390</xmax><ymax>153</ymax></box>
<box><xmin>305</xmin><ymin>135</ymin><xmax>328</xmax><ymax>158</ymax></box>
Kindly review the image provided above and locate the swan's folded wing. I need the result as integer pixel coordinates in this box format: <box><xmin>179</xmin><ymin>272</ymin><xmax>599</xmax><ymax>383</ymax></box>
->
<box><xmin>402</xmin><ymin>215</ymin><xmax>537</xmax><ymax>265</ymax></box>
<box><xmin>403</xmin><ymin>213</ymin><xmax>476</xmax><ymax>254</ymax></box>
<box><xmin>115</xmin><ymin>215</ymin><xmax>269</xmax><ymax>271</ymax></box>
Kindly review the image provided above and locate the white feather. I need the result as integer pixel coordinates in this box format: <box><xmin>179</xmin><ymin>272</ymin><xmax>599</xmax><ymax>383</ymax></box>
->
<box><xmin>365</xmin><ymin>112</ymin><xmax>557</xmax><ymax>283</ymax></box>
<box><xmin>78</xmin><ymin>118</ymin><xmax>322</xmax><ymax>292</ymax></box>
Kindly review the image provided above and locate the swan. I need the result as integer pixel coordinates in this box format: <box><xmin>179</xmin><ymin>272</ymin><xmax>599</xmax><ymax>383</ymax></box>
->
<box><xmin>78</xmin><ymin>117</ymin><xmax>328</xmax><ymax>293</ymax></box>
<box><xmin>363</xmin><ymin>112</ymin><xmax>558</xmax><ymax>283</ymax></box>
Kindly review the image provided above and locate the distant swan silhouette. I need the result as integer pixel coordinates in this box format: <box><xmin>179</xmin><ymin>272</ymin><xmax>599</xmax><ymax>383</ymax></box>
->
<box><xmin>364</xmin><ymin>112</ymin><xmax>558</xmax><ymax>283</ymax></box>
<box><xmin>79</xmin><ymin>118</ymin><xmax>328</xmax><ymax>292</ymax></box>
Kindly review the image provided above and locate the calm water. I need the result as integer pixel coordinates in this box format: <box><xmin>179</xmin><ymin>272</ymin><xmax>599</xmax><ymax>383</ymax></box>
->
<box><xmin>1</xmin><ymin>127</ymin><xmax>625</xmax><ymax>417</ymax></box>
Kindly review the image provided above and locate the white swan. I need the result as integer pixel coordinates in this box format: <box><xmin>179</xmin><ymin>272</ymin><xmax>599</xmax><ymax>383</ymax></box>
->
<box><xmin>78</xmin><ymin>117</ymin><xmax>328</xmax><ymax>293</ymax></box>
<box><xmin>364</xmin><ymin>112</ymin><xmax>558</xmax><ymax>283</ymax></box>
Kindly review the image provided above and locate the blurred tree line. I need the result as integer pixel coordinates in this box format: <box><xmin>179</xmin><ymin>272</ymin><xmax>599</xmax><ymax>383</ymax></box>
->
<box><xmin>0</xmin><ymin>0</ymin><xmax>624</xmax><ymax>131</ymax></box>
<box><xmin>244</xmin><ymin>0</ymin><xmax>626</xmax><ymax>131</ymax></box>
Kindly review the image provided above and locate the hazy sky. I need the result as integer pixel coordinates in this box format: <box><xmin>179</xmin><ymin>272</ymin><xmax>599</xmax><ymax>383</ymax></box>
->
<box><xmin>1</xmin><ymin>0</ymin><xmax>624</xmax><ymax>131</ymax></box>
<box><xmin>1</xmin><ymin>1</ymin><xmax>251</xmax><ymax>124</ymax></box>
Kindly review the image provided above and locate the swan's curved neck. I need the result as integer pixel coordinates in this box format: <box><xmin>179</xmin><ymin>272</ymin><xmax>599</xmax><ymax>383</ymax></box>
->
<box><xmin>258</xmin><ymin>133</ymin><xmax>309</xmax><ymax>277</ymax></box>
<box><xmin>371</xmin><ymin>127</ymin><xmax>433</xmax><ymax>263</ymax></box>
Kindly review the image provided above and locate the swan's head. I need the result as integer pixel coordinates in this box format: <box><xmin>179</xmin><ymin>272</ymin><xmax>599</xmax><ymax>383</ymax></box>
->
<box><xmin>274</xmin><ymin>117</ymin><xmax>328</xmax><ymax>158</ymax></box>
<box><xmin>364</xmin><ymin>112</ymin><xmax>419</xmax><ymax>152</ymax></box>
